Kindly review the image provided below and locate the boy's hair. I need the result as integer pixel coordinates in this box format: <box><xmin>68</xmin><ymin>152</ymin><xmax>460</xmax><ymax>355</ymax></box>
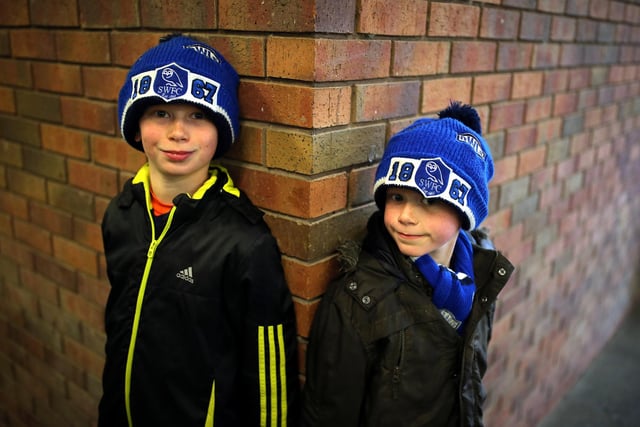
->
<box><xmin>373</xmin><ymin>102</ymin><xmax>494</xmax><ymax>230</ymax></box>
<box><xmin>117</xmin><ymin>33</ymin><xmax>240</xmax><ymax>158</ymax></box>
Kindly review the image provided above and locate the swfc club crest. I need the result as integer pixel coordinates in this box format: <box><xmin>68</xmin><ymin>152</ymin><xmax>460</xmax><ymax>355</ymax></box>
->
<box><xmin>152</xmin><ymin>63</ymin><xmax>189</xmax><ymax>100</ymax></box>
<box><xmin>415</xmin><ymin>158</ymin><xmax>450</xmax><ymax>197</ymax></box>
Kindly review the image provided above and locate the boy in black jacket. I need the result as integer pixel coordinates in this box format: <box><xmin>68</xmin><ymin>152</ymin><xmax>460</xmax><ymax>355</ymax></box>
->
<box><xmin>99</xmin><ymin>34</ymin><xmax>299</xmax><ymax>427</ymax></box>
<box><xmin>302</xmin><ymin>102</ymin><xmax>514</xmax><ymax>427</ymax></box>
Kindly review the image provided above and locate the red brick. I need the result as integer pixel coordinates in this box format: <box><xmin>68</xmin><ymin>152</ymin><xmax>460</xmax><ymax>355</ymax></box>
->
<box><xmin>422</xmin><ymin>77</ymin><xmax>472</xmax><ymax>113</ymax></box>
<box><xmin>60</xmin><ymin>97</ymin><xmax>116</xmax><ymax>134</ymax></box>
<box><xmin>53</xmin><ymin>236</ymin><xmax>99</xmax><ymax>276</ymax></box>
<box><xmin>6</xmin><ymin>169</ymin><xmax>46</xmax><ymax>202</ymax></box>
<box><xmin>493</xmin><ymin>155</ymin><xmax>518</xmax><ymax>185</ymax></box>
<box><xmin>497</xmin><ymin>42</ymin><xmax>534</xmax><ymax>71</ymax></box>
<box><xmin>78</xmin><ymin>0</ymin><xmax>140</xmax><ymax>28</ymax></box>
<box><xmin>354</xmin><ymin>81</ymin><xmax>421</xmax><ymax>122</ymax></box>
<box><xmin>77</xmin><ymin>272</ymin><xmax>110</xmax><ymax>308</ymax></box>
<box><xmin>68</xmin><ymin>159</ymin><xmax>119</xmax><ymax>197</ymax></box>
<box><xmin>532</xmin><ymin>43</ymin><xmax>561</xmax><ymax>69</ymax></box>
<box><xmin>489</xmin><ymin>101</ymin><xmax>526</xmax><ymax>133</ymax></box>
<box><xmin>230</xmin><ymin>166</ymin><xmax>347</xmax><ymax>219</ymax></box>
<box><xmin>518</xmin><ymin>145</ymin><xmax>547</xmax><ymax>176</ymax></box>
<box><xmin>55</xmin><ymin>31</ymin><xmax>111</xmax><ymax>64</ymax></box>
<box><xmin>219</xmin><ymin>0</ymin><xmax>318</xmax><ymax>32</ymax></box>
<box><xmin>20</xmin><ymin>269</ymin><xmax>59</xmax><ymax>304</ymax></box>
<box><xmin>294</xmin><ymin>299</ymin><xmax>320</xmax><ymax>338</ymax></box>
<box><xmin>10</xmin><ymin>29</ymin><xmax>57</xmax><ymax>60</ymax></box>
<box><xmin>225</xmin><ymin>123</ymin><xmax>264</xmax><ymax>165</ymax></box>
<box><xmin>525</xmin><ymin>96</ymin><xmax>553</xmax><ymax>123</ymax></box>
<box><xmin>512</xmin><ymin>72</ymin><xmax>543</xmax><ymax>100</ymax></box>
<box><xmin>82</xmin><ymin>66</ymin><xmax>127</xmax><ymax>101</ymax></box>
<box><xmin>348</xmin><ymin>165</ymin><xmax>377</xmax><ymax>207</ymax></box>
<box><xmin>267</xmin><ymin>37</ymin><xmax>391</xmax><ymax>82</ymax></box>
<box><xmin>536</xmin><ymin>118</ymin><xmax>562</xmax><ymax>145</ymax></box>
<box><xmin>551</xmin><ymin>16</ymin><xmax>577</xmax><ymax>41</ymax></box>
<box><xmin>451</xmin><ymin>41</ymin><xmax>497</xmax><ymax>73</ymax></box>
<box><xmin>505</xmin><ymin>124</ymin><xmax>537</xmax><ymax>155</ymax></box>
<box><xmin>72</xmin><ymin>218</ymin><xmax>103</xmax><ymax>253</ymax></box>
<box><xmin>283</xmin><ymin>256</ymin><xmax>339</xmax><ymax>300</ymax></box>
<box><xmin>14</xmin><ymin>219</ymin><xmax>52</xmax><ymax>254</ymax></box>
<box><xmin>553</xmin><ymin>92</ymin><xmax>579</xmax><ymax>116</ymax></box>
<box><xmin>0</xmin><ymin>190</ymin><xmax>29</xmax><ymax>219</ymax></box>
<box><xmin>429</xmin><ymin>3</ymin><xmax>480</xmax><ymax>37</ymax></box>
<box><xmin>480</xmin><ymin>8</ymin><xmax>520</xmax><ymax>39</ymax></box>
<box><xmin>359</xmin><ymin>0</ymin><xmax>428</xmax><ymax>36</ymax></box>
<box><xmin>140</xmin><ymin>0</ymin><xmax>216</xmax><ymax>29</ymax></box>
<box><xmin>200</xmin><ymin>35</ymin><xmax>265</xmax><ymax>77</ymax></box>
<box><xmin>63</xmin><ymin>336</ymin><xmax>104</xmax><ymax>378</ymax></box>
<box><xmin>32</xmin><ymin>62</ymin><xmax>82</xmax><ymax>95</ymax></box>
<box><xmin>111</xmin><ymin>32</ymin><xmax>162</xmax><ymax>67</ymax></box>
<box><xmin>239</xmin><ymin>81</ymin><xmax>351</xmax><ymax>129</ymax></box>
<box><xmin>473</xmin><ymin>74</ymin><xmax>512</xmax><ymax>104</ymax></box>
<box><xmin>520</xmin><ymin>12</ymin><xmax>551</xmax><ymax>41</ymax></box>
<box><xmin>0</xmin><ymin>0</ymin><xmax>29</xmax><ymax>25</ymax></box>
<box><xmin>483</xmin><ymin>208</ymin><xmax>512</xmax><ymax>235</ymax></box>
<box><xmin>91</xmin><ymin>135</ymin><xmax>146</xmax><ymax>173</ymax></box>
<box><xmin>393</xmin><ymin>41</ymin><xmax>449</xmax><ymax>77</ymax></box>
<box><xmin>0</xmin><ymin>86</ymin><xmax>16</xmax><ymax>113</ymax></box>
<box><xmin>41</xmin><ymin>124</ymin><xmax>90</xmax><ymax>160</ymax></box>
<box><xmin>0</xmin><ymin>139</ymin><xmax>22</xmax><ymax>167</ymax></box>
<box><xmin>31</xmin><ymin>0</ymin><xmax>78</xmax><ymax>26</ymax></box>
<box><xmin>29</xmin><ymin>202</ymin><xmax>73</xmax><ymax>238</ymax></box>
<box><xmin>1</xmin><ymin>237</ymin><xmax>36</xmax><ymax>269</ymax></box>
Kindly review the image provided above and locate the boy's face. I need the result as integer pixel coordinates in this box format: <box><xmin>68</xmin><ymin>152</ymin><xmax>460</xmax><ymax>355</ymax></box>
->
<box><xmin>136</xmin><ymin>103</ymin><xmax>218</xmax><ymax>182</ymax></box>
<box><xmin>384</xmin><ymin>187</ymin><xmax>461</xmax><ymax>262</ymax></box>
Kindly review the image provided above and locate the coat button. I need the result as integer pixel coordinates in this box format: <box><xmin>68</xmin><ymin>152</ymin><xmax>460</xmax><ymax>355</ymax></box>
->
<box><xmin>362</xmin><ymin>295</ymin><xmax>371</xmax><ymax>305</ymax></box>
<box><xmin>348</xmin><ymin>281</ymin><xmax>358</xmax><ymax>291</ymax></box>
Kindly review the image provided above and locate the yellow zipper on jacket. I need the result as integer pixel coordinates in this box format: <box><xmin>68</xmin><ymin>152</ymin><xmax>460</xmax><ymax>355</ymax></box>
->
<box><xmin>124</xmin><ymin>202</ymin><xmax>176</xmax><ymax>427</ymax></box>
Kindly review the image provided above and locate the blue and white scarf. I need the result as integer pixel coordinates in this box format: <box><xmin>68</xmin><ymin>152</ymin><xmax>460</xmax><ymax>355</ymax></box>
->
<box><xmin>413</xmin><ymin>232</ymin><xmax>476</xmax><ymax>333</ymax></box>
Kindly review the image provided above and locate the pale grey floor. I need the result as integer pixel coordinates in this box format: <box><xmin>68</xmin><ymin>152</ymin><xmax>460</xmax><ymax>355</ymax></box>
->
<box><xmin>536</xmin><ymin>303</ymin><xmax>640</xmax><ymax>427</ymax></box>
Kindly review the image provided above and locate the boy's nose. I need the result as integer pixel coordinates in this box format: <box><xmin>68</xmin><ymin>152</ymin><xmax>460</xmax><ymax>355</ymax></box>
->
<box><xmin>168</xmin><ymin>119</ymin><xmax>188</xmax><ymax>141</ymax></box>
<box><xmin>398</xmin><ymin>203</ymin><xmax>417</xmax><ymax>224</ymax></box>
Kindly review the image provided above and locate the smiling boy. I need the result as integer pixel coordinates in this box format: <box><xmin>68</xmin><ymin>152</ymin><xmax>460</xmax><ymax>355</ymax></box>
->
<box><xmin>302</xmin><ymin>102</ymin><xmax>514</xmax><ymax>426</ymax></box>
<box><xmin>99</xmin><ymin>34</ymin><xmax>299</xmax><ymax>427</ymax></box>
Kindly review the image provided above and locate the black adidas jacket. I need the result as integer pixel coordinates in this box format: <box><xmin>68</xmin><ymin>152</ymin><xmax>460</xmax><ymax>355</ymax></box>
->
<box><xmin>301</xmin><ymin>212</ymin><xmax>513</xmax><ymax>427</ymax></box>
<box><xmin>99</xmin><ymin>165</ymin><xmax>299</xmax><ymax>427</ymax></box>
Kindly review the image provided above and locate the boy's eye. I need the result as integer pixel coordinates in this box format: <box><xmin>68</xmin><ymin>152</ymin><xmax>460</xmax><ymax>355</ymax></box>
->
<box><xmin>152</xmin><ymin>109</ymin><xmax>169</xmax><ymax>118</ymax></box>
<box><xmin>192</xmin><ymin>111</ymin><xmax>206</xmax><ymax>120</ymax></box>
<box><xmin>421</xmin><ymin>198</ymin><xmax>436</xmax><ymax>206</ymax></box>
<box><xmin>387</xmin><ymin>192</ymin><xmax>404</xmax><ymax>202</ymax></box>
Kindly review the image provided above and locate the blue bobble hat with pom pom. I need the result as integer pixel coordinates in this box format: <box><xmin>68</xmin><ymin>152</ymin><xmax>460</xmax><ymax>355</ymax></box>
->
<box><xmin>373</xmin><ymin>101</ymin><xmax>494</xmax><ymax>230</ymax></box>
<box><xmin>118</xmin><ymin>33</ymin><xmax>240</xmax><ymax>159</ymax></box>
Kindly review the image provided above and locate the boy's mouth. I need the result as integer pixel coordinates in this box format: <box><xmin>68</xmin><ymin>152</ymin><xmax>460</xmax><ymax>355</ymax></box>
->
<box><xmin>163</xmin><ymin>150</ymin><xmax>193</xmax><ymax>161</ymax></box>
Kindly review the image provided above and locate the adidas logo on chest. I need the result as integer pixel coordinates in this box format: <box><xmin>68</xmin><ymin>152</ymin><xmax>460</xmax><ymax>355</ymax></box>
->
<box><xmin>176</xmin><ymin>266</ymin><xmax>194</xmax><ymax>284</ymax></box>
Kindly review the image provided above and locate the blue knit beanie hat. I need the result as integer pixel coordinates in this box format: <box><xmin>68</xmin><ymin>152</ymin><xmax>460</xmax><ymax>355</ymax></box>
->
<box><xmin>374</xmin><ymin>102</ymin><xmax>494</xmax><ymax>230</ymax></box>
<box><xmin>118</xmin><ymin>34</ymin><xmax>240</xmax><ymax>158</ymax></box>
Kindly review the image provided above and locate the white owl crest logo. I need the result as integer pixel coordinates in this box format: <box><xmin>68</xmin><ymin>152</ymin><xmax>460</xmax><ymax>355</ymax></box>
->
<box><xmin>416</xmin><ymin>158</ymin><xmax>450</xmax><ymax>197</ymax></box>
<box><xmin>154</xmin><ymin>63</ymin><xmax>189</xmax><ymax>100</ymax></box>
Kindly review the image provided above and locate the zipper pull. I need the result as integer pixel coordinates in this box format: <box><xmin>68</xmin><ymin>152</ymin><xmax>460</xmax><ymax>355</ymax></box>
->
<box><xmin>147</xmin><ymin>240</ymin><xmax>158</xmax><ymax>258</ymax></box>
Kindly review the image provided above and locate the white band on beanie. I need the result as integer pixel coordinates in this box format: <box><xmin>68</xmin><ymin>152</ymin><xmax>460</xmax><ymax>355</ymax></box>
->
<box><xmin>121</xmin><ymin>62</ymin><xmax>233</xmax><ymax>139</ymax></box>
<box><xmin>375</xmin><ymin>156</ymin><xmax>476</xmax><ymax>229</ymax></box>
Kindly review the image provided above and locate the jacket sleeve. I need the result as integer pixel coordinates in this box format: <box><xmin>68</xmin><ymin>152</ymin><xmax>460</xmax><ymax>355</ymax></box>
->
<box><xmin>240</xmin><ymin>231</ymin><xmax>301</xmax><ymax>427</ymax></box>
<box><xmin>301</xmin><ymin>278</ymin><xmax>369</xmax><ymax>427</ymax></box>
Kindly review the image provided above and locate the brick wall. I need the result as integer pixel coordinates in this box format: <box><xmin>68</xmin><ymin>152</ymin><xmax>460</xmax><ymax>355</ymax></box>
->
<box><xmin>1</xmin><ymin>0</ymin><xmax>640</xmax><ymax>426</ymax></box>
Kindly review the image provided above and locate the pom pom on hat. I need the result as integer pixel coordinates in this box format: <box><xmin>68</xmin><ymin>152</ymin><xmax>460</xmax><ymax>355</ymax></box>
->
<box><xmin>118</xmin><ymin>33</ymin><xmax>240</xmax><ymax>158</ymax></box>
<box><xmin>373</xmin><ymin>101</ymin><xmax>494</xmax><ymax>230</ymax></box>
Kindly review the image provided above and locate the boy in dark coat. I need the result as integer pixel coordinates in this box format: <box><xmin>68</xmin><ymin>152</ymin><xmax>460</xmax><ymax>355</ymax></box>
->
<box><xmin>302</xmin><ymin>102</ymin><xmax>514</xmax><ymax>427</ymax></box>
